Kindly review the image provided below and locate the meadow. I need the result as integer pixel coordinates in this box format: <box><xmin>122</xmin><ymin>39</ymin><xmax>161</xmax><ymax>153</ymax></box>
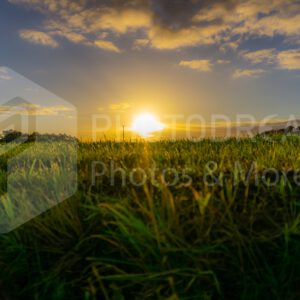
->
<box><xmin>1</xmin><ymin>136</ymin><xmax>300</xmax><ymax>299</ymax></box>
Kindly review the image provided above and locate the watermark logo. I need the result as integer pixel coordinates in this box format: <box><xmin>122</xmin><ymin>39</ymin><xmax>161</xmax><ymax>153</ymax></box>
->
<box><xmin>91</xmin><ymin>112</ymin><xmax>300</xmax><ymax>141</ymax></box>
<box><xmin>91</xmin><ymin>160</ymin><xmax>300</xmax><ymax>188</ymax></box>
<box><xmin>0</xmin><ymin>67</ymin><xmax>77</xmax><ymax>233</ymax></box>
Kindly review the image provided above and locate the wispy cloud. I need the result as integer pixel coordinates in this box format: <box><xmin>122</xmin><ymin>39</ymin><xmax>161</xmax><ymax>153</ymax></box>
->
<box><xmin>240</xmin><ymin>48</ymin><xmax>300</xmax><ymax>71</ymax></box>
<box><xmin>109</xmin><ymin>102</ymin><xmax>131</xmax><ymax>112</ymax></box>
<box><xmin>217</xmin><ymin>59</ymin><xmax>230</xmax><ymax>65</ymax></box>
<box><xmin>45</xmin><ymin>20</ymin><xmax>86</xmax><ymax>43</ymax></box>
<box><xmin>195</xmin><ymin>0</ymin><xmax>300</xmax><ymax>40</ymax></box>
<box><xmin>148</xmin><ymin>24</ymin><xmax>226</xmax><ymax>50</ymax></box>
<box><xmin>241</xmin><ymin>48</ymin><xmax>277</xmax><ymax>64</ymax></box>
<box><xmin>277</xmin><ymin>49</ymin><xmax>300</xmax><ymax>70</ymax></box>
<box><xmin>0</xmin><ymin>102</ymin><xmax>73</xmax><ymax>116</ymax></box>
<box><xmin>89</xmin><ymin>8</ymin><xmax>152</xmax><ymax>34</ymax></box>
<box><xmin>233</xmin><ymin>69</ymin><xmax>266</xmax><ymax>79</ymax></box>
<box><xmin>133</xmin><ymin>39</ymin><xmax>150</xmax><ymax>50</ymax></box>
<box><xmin>179</xmin><ymin>59</ymin><xmax>212</xmax><ymax>72</ymax></box>
<box><xmin>94</xmin><ymin>40</ymin><xmax>121</xmax><ymax>53</ymax></box>
<box><xmin>219</xmin><ymin>41</ymin><xmax>240</xmax><ymax>53</ymax></box>
<box><xmin>19</xmin><ymin>29</ymin><xmax>59</xmax><ymax>48</ymax></box>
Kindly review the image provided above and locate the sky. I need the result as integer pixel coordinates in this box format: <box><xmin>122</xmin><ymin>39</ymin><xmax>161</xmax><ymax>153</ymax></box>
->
<box><xmin>0</xmin><ymin>0</ymin><xmax>300</xmax><ymax>139</ymax></box>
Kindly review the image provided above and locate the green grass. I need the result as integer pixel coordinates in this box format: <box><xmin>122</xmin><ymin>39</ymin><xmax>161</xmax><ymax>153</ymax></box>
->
<box><xmin>1</xmin><ymin>137</ymin><xmax>300</xmax><ymax>299</ymax></box>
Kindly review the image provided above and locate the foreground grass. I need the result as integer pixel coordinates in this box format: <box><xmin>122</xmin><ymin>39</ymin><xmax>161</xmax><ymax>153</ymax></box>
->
<box><xmin>1</xmin><ymin>137</ymin><xmax>300</xmax><ymax>299</ymax></box>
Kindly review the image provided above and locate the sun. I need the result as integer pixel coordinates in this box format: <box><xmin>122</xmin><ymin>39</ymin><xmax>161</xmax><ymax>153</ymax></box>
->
<box><xmin>131</xmin><ymin>113</ymin><xmax>165</xmax><ymax>137</ymax></box>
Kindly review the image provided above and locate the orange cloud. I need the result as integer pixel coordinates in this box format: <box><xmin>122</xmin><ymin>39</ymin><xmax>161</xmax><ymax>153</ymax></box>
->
<box><xmin>217</xmin><ymin>59</ymin><xmax>231</xmax><ymax>64</ymax></box>
<box><xmin>0</xmin><ymin>103</ymin><xmax>73</xmax><ymax>116</ymax></box>
<box><xmin>94</xmin><ymin>40</ymin><xmax>121</xmax><ymax>53</ymax></box>
<box><xmin>241</xmin><ymin>48</ymin><xmax>277</xmax><ymax>64</ymax></box>
<box><xmin>148</xmin><ymin>24</ymin><xmax>226</xmax><ymax>50</ymax></box>
<box><xmin>45</xmin><ymin>20</ymin><xmax>86</xmax><ymax>43</ymax></box>
<box><xmin>249</xmin><ymin>14</ymin><xmax>300</xmax><ymax>37</ymax></box>
<box><xmin>277</xmin><ymin>50</ymin><xmax>300</xmax><ymax>70</ymax></box>
<box><xmin>19</xmin><ymin>29</ymin><xmax>59</xmax><ymax>48</ymax></box>
<box><xmin>179</xmin><ymin>60</ymin><xmax>212</xmax><ymax>72</ymax></box>
<box><xmin>109</xmin><ymin>102</ymin><xmax>132</xmax><ymax>111</ymax></box>
<box><xmin>133</xmin><ymin>38</ymin><xmax>150</xmax><ymax>50</ymax></box>
<box><xmin>88</xmin><ymin>8</ymin><xmax>152</xmax><ymax>33</ymax></box>
<box><xmin>233</xmin><ymin>68</ymin><xmax>266</xmax><ymax>78</ymax></box>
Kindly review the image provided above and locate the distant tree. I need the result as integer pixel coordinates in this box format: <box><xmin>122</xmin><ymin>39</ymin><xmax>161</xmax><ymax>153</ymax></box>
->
<box><xmin>1</xmin><ymin>130</ymin><xmax>22</xmax><ymax>143</ymax></box>
<box><xmin>284</xmin><ymin>126</ymin><xmax>294</xmax><ymax>134</ymax></box>
<box><xmin>0</xmin><ymin>130</ymin><xmax>77</xmax><ymax>143</ymax></box>
<box><xmin>27</xmin><ymin>131</ymin><xmax>39</xmax><ymax>142</ymax></box>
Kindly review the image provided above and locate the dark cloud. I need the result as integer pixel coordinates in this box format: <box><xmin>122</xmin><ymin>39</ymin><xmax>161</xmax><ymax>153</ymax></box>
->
<box><xmin>87</xmin><ymin>0</ymin><xmax>150</xmax><ymax>10</ymax></box>
<box><xmin>88</xmin><ymin>0</ymin><xmax>238</xmax><ymax>29</ymax></box>
<box><xmin>150</xmin><ymin>0</ymin><xmax>237</xmax><ymax>29</ymax></box>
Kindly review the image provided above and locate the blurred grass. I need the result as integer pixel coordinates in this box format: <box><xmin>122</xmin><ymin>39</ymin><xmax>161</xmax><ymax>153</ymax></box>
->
<box><xmin>1</xmin><ymin>137</ymin><xmax>300</xmax><ymax>299</ymax></box>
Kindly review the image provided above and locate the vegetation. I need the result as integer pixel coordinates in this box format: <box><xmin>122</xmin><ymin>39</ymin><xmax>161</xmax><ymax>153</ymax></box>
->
<box><xmin>261</xmin><ymin>125</ymin><xmax>300</xmax><ymax>136</ymax></box>
<box><xmin>0</xmin><ymin>130</ymin><xmax>77</xmax><ymax>143</ymax></box>
<box><xmin>1</xmin><ymin>136</ymin><xmax>300</xmax><ymax>299</ymax></box>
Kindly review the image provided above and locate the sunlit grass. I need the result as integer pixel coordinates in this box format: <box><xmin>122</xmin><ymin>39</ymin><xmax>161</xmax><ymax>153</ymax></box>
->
<box><xmin>1</xmin><ymin>137</ymin><xmax>300</xmax><ymax>299</ymax></box>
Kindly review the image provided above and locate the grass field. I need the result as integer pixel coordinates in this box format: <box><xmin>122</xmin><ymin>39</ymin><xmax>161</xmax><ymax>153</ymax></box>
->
<box><xmin>1</xmin><ymin>137</ymin><xmax>300</xmax><ymax>299</ymax></box>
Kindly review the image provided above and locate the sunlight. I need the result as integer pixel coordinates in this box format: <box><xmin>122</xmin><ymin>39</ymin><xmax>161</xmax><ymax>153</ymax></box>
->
<box><xmin>131</xmin><ymin>113</ymin><xmax>165</xmax><ymax>137</ymax></box>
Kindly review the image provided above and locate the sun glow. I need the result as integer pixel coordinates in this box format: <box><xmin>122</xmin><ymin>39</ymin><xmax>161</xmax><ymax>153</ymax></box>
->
<box><xmin>131</xmin><ymin>113</ymin><xmax>165</xmax><ymax>137</ymax></box>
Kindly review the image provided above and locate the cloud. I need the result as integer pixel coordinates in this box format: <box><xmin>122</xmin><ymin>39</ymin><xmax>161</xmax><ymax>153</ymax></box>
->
<box><xmin>13</xmin><ymin>2</ymin><xmax>153</xmax><ymax>50</ymax></box>
<box><xmin>109</xmin><ymin>102</ymin><xmax>132</xmax><ymax>111</ymax></box>
<box><xmin>8</xmin><ymin>0</ymin><xmax>229</xmax><ymax>50</ymax></box>
<box><xmin>94</xmin><ymin>40</ymin><xmax>121</xmax><ymax>53</ymax></box>
<box><xmin>45</xmin><ymin>20</ymin><xmax>86</xmax><ymax>43</ymax></box>
<box><xmin>88</xmin><ymin>8</ymin><xmax>152</xmax><ymax>34</ymax></box>
<box><xmin>0</xmin><ymin>102</ymin><xmax>73</xmax><ymax>116</ymax></box>
<box><xmin>19</xmin><ymin>29</ymin><xmax>59</xmax><ymax>48</ymax></box>
<box><xmin>179</xmin><ymin>60</ymin><xmax>212</xmax><ymax>72</ymax></box>
<box><xmin>248</xmin><ymin>13</ymin><xmax>300</xmax><ymax>38</ymax></box>
<box><xmin>277</xmin><ymin>49</ymin><xmax>300</xmax><ymax>70</ymax></box>
<box><xmin>241</xmin><ymin>48</ymin><xmax>277</xmax><ymax>64</ymax></box>
<box><xmin>217</xmin><ymin>59</ymin><xmax>231</xmax><ymax>64</ymax></box>
<box><xmin>219</xmin><ymin>41</ymin><xmax>240</xmax><ymax>53</ymax></box>
<box><xmin>8</xmin><ymin>0</ymin><xmax>83</xmax><ymax>14</ymax></box>
<box><xmin>194</xmin><ymin>0</ymin><xmax>275</xmax><ymax>24</ymax></box>
<box><xmin>194</xmin><ymin>0</ymin><xmax>300</xmax><ymax>47</ymax></box>
<box><xmin>240</xmin><ymin>48</ymin><xmax>300</xmax><ymax>71</ymax></box>
<box><xmin>148</xmin><ymin>24</ymin><xmax>227</xmax><ymax>49</ymax></box>
<box><xmin>233</xmin><ymin>68</ymin><xmax>266</xmax><ymax>78</ymax></box>
<box><xmin>9</xmin><ymin>0</ymin><xmax>300</xmax><ymax>53</ymax></box>
<box><xmin>133</xmin><ymin>38</ymin><xmax>150</xmax><ymax>50</ymax></box>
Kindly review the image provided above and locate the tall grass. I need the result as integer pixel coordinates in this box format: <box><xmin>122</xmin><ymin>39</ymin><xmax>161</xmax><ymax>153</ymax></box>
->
<box><xmin>1</xmin><ymin>137</ymin><xmax>300</xmax><ymax>299</ymax></box>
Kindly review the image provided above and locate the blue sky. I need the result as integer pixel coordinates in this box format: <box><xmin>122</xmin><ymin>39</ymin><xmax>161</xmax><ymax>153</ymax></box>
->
<box><xmin>1</xmin><ymin>0</ymin><xmax>300</xmax><ymax>138</ymax></box>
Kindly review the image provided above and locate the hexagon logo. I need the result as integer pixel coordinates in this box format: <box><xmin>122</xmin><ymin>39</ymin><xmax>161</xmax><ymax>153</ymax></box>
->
<box><xmin>0</xmin><ymin>67</ymin><xmax>77</xmax><ymax>233</ymax></box>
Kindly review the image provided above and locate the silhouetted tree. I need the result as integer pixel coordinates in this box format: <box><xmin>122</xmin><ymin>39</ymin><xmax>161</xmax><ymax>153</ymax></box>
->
<box><xmin>285</xmin><ymin>126</ymin><xmax>294</xmax><ymax>134</ymax></box>
<box><xmin>1</xmin><ymin>130</ymin><xmax>22</xmax><ymax>143</ymax></box>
